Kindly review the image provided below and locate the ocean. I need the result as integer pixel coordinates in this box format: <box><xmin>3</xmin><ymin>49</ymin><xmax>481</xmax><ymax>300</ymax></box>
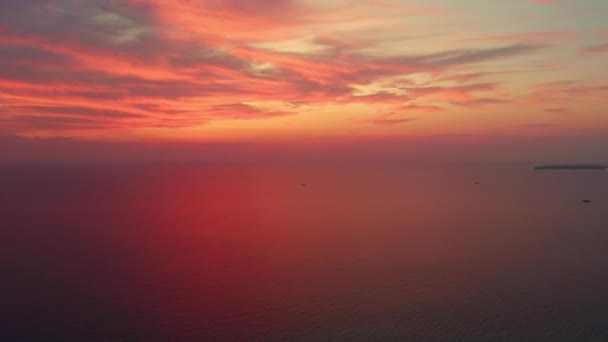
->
<box><xmin>1</xmin><ymin>163</ymin><xmax>607</xmax><ymax>341</ymax></box>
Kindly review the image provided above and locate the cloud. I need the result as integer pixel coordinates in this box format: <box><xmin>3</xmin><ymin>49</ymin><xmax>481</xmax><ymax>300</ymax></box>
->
<box><xmin>452</xmin><ymin>98</ymin><xmax>509</xmax><ymax>107</ymax></box>
<box><xmin>378</xmin><ymin>45</ymin><xmax>543</xmax><ymax>71</ymax></box>
<box><xmin>0</xmin><ymin>0</ymin><xmax>592</xmax><ymax>144</ymax></box>
<box><xmin>0</xmin><ymin>105</ymin><xmax>147</xmax><ymax>131</ymax></box>
<box><xmin>400</xmin><ymin>83</ymin><xmax>503</xmax><ymax>106</ymax></box>
<box><xmin>438</xmin><ymin>72</ymin><xmax>495</xmax><ymax>84</ymax></box>
<box><xmin>401</xmin><ymin>104</ymin><xmax>441</xmax><ymax>112</ymax></box>
<box><xmin>515</xmin><ymin>123</ymin><xmax>555</xmax><ymax>128</ymax></box>
<box><xmin>467</xmin><ymin>30</ymin><xmax>575</xmax><ymax>45</ymax></box>
<box><xmin>581</xmin><ymin>43</ymin><xmax>608</xmax><ymax>55</ymax></box>
<box><xmin>530</xmin><ymin>81</ymin><xmax>608</xmax><ymax>102</ymax></box>
<box><xmin>348</xmin><ymin>92</ymin><xmax>408</xmax><ymax>104</ymax></box>
<box><xmin>210</xmin><ymin>103</ymin><xmax>297</xmax><ymax>120</ymax></box>
<box><xmin>0</xmin><ymin>45</ymin><xmax>76</xmax><ymax>67</ymax></box>
<box><xmin>2</xmin><ymin>116</ymin><xmax>123</xmax><ymax>130</ymax></box>
<box><xmin>359</xmin><ymin>111</ymin><xmax>419</xmax><ymax>126</ymax></box>
<box><xmin>531</xmin><ymin>0</ymin><xmax>557</xmax><ymax>5</ymax></box>
<box><xmin>16</xmin><ymin>106</ymin><xmax>145</xmax><ymax>118</ymax></box>
<box><xmin>544</xmin><ymin>108</ymin><xmax>568</xmax><ymax>113</ymax></box>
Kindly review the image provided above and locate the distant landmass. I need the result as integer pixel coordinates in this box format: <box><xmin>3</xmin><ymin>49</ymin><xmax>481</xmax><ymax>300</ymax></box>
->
<box><xmin>535</xmin><ymin>164</ymin><xmax>608</xmax><ymax>170</ymax></box>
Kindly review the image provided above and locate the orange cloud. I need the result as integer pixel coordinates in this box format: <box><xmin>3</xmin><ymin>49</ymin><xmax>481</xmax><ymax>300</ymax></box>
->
<box><xmin>0</xmin><ymin>0</ymin><xmax>605</xmax><ymax>153</ymax></box>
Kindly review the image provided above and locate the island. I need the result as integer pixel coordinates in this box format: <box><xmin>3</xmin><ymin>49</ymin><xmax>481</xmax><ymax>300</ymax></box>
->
<box><xmin>535</xmin><ymin>164</ymin><xmax>608</xmax><ymax>170</ymax></box>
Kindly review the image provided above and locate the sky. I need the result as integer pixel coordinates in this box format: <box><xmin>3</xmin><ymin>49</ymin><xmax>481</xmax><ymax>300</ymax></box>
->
<box><xmin>0</xmin><ymin>0</ymin><xmax>607</xmax><ymax>163</ymax></box>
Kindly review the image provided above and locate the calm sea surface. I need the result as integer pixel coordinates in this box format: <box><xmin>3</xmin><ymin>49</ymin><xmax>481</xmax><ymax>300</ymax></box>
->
<box><xmin>1</xmin><ymin>164</ymin><xmax>607</xmax><ymax>341</ymax></box>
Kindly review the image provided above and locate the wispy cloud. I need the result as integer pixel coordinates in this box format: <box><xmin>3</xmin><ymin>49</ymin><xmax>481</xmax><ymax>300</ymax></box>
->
<box><xmin>544</xmin><ymin>108</ymin><xmax>569</xmax><ymax>113</ymax></box>
<box><xmin>0</xmin><ymin>0</ymin><xmax>605</xmax><ymax>149</ymax></box>
<box><xmin>515</xmin><ymin>123</ymin><xmax>555</xmax><ymax>129</ymax></box>
<box><xmin>581</xmin><ymin>43</ymin><xmax>608</xmax><ymax>55</ymax></box>
<box><xmin>363</xmin><ymin>112</ymin><xmax>418</xmax><ymax>126</ymax></box>
<box><xmin>531</xmin><ymin>0</ymin><xmax>558</xmax><ymax>5</ymax></box>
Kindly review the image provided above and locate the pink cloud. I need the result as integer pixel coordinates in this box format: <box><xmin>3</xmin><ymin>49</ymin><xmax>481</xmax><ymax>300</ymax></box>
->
<box><xmin>363</xmin><ymin>112</ymin><xmax>418</xmax><ymax>126</ymax></box>
<box><xmin>581</xmin><ymin>43</ymin><xmax>608</xmax><ymax>55</ymax></box>
<box><xmin>467</xmin><ymin>29</ymin><xmax>579</xmax><ymax>46</ymax></box>
<box><xmin>0</xmin><ymin>0</ymin><xmax>569</xmax><ymax>139</ymax></box>
<box><xmin>531</xmin><ymin>0</ymin><xmax>557</xmax><ymax>5</ymax></box>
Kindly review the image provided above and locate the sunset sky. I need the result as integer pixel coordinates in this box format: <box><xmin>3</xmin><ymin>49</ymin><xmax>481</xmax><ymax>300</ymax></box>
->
<box><xmin>1</xmin><ymin>0</ymin><xmax>607</xmax><ymax>162</ymax></box>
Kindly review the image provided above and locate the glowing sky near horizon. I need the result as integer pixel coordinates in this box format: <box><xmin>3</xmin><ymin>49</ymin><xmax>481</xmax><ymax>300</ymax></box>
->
<box><xmin>0</xmin><ymin>0</ymin><xmax>607</xmax><ymax>147</ymax></box>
